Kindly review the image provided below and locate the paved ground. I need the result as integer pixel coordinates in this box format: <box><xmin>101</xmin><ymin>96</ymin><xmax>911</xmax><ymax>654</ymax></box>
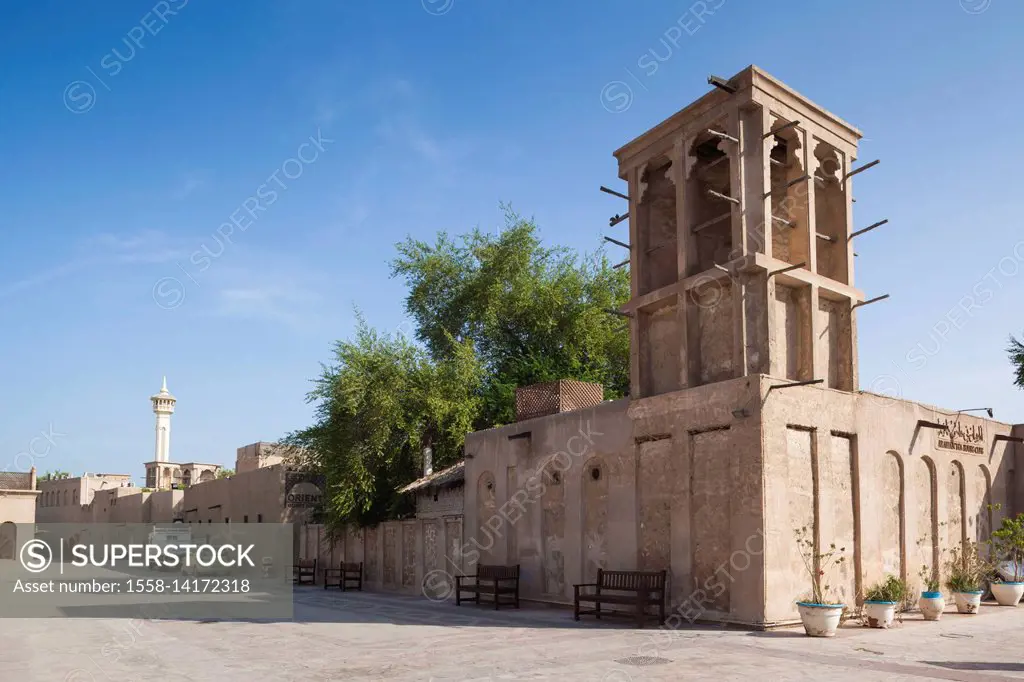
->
<box><xmin>2</xmin><ymin>587</ymin><xmax>1024</xmax><ymax>681</ymax></box>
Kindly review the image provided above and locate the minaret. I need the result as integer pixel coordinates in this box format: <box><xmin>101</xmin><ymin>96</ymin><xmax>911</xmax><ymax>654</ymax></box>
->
<box><xmin>150</xmin><ymin>376</ymin><xmax>176</xmax><ymax>463</ymax></box>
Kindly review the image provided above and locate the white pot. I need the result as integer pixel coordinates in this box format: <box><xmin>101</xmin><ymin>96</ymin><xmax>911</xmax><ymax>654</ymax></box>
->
<box><xmin>918</xmin><ymin>593</ymin><xmax>944</xmax><ymax>621</ymax></box>
<box><xmin>953</xmin><ymin>591</ymin><xmax>983</xmax><ymax>614</ymax></box>
<box><xmin>797</xmin><ymin>602</ymin><xmax>844</xmax><ymax>637</ymax></box>
<box><xmin>990</xmin><ymin>582</ymin><xmax>1024</xmax><ymax>606</ymax></box>
<box><xmin>863</xmin><ymin>601</ymin><xmax>896</xmax><ymax>628</ymax></box>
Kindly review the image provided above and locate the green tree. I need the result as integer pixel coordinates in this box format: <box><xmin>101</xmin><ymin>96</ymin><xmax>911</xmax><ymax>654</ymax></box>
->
<box><xmin>391</xmin><ymin>207</ymin><xmax>630</xmax><ymax>426</ymax></box>
<box><xmin>216</xmin><ymin>469</ymin><xmax>234</xmax><ymax>479</ymax></box>
<box><xmin>40</xmin><ymin>470</ymin><xmax>70</xmax><ymax>481</ymax></box>
<box><xmin>1010</xmin><ymin>335</ymin><xmax>1024</xmax><ymax>389</ymax></box>
<box><xmin>285</xmin><ymin>319</ymin><xmax>481</xmax><ymax>528</ymax></box>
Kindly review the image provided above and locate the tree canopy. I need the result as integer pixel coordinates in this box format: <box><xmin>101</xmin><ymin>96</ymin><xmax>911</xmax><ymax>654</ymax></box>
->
<box><xmin>288</xmin><ymin>208</ymin><xmax>629</xmax><ymax>527</ymax></box>
<box><xmin>285</xmin><ymin>320</ymin><xmax>481</xmax><ymax>528</ymax></box>
<box><xmin>1010</xmin><ymin>335</ymin><xmax>1024</xmax><ymax>390</ymax></box>
<box><xmin>391</xmin><ymin>208</ymin><xmax>630</xmax><ymax>426</ymax></box>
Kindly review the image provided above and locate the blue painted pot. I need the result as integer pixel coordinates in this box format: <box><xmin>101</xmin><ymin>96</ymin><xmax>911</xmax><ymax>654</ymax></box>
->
<box><xmin>990</xmin><ymin>582</ymin><xmax>1024</xmax><ymax>606</ymax></box>
<box><xmin>953</xmin><ymin>590</ymin><xmax>983</xmax><ymax>614</ymax></box>
<box><xmin>919</xmin><ymin>592</ymin><xmax>945</xmax><ymax>620</ymax></box>
<box><xmin>796</xmin><ymin>602</ymin><xmax>844</xmax><ymax>637</ymax></box>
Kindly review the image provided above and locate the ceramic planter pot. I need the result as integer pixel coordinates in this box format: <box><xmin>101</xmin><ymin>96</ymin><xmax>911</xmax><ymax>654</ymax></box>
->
<box><xmin>863</xmin><ymin>601</ymin><xmax>897</xmax><ymax>628</ymax></box>
<box><xmin>953</xmin><ymin>590</ymin><xmax>983</xmax><ymax>614</ymax></box>
<box><xmin>796</xmin><ymin>602</ymin><xmax>844</xmax><ymax>637</ymax></box>
<box><xmin>918</xmin><ymin>592</ymin><xmax>944</xmax><ymax>621</ymax></box>
<box><xmin>990</xmin><ymin>582</ymin><xmax>1024</xmax><ymax>606</ymax></box>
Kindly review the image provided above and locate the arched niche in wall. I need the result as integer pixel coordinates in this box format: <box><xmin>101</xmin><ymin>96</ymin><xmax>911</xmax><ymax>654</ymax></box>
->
<box><xmin>947</xmin><ymin>460</ymin><xmax>967</xmax><ymax>554</ymax></box>
<box><xmin>0</xmin><ymin>522</ymin><xmax>15</xmax><ymax>560</ymax></box>
<box><xmin>541</xmin><ymin>454</ymin><xmax>567</xmax><ymax>596</ymax></box>
<box><xmin>475</xmin><ymin>471</ymin><xmax>497</xmax><ymax>565</ymax></box>
<box><xmin>581</xmin><ymin>456</ymin><xmax>608</xmax><ymax>583</ymax></box>
<box><xmin>975</xmin><ymin>464</ymin><xmax>994</xmax><ymax>551</ymax></box>
<box><xmin>364</xmin><ymin>526</ymin><xmax>379</xmax><ymax>583</ymax></box>
<box><xmin>914</xmin><ymin>456</ymin><xmax>939</xmax><ymax>588</ymax></box>
<box><xmin>1008</xmin><ymin>466</ymin><xmax>1017</xmax><ymax>518</ymax></box>
<box><xmin>881</xmin><ymin>451</ymin><xmax>905</xmax><ymax>581</ymax></box>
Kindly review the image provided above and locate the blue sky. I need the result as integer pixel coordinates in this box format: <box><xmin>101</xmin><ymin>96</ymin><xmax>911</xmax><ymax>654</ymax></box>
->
<box><xmin>1</xmin><ymin>0</ymin><xmax>1022</xmax><ymax>481</ymax></box>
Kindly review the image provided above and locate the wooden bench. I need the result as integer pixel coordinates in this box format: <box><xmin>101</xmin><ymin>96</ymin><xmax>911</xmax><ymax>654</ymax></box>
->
<box><xmin>324</xmin><ymin>562</ymin><xmax>363</xmax><ymax>591</ymax></box>
<box><xmin>455</xmin><ymin>564</ymin><xmax>520</xmax><ymax>610</ymax></box>
<box><xmin>293</xmin><ymin>558</ymin><xmax>316</xmax><ymax>585</ymax></box>
<box><xmin>574</xmin><ymin>569</ymin><xmax>667</xmax><ymax>627</ymax></box>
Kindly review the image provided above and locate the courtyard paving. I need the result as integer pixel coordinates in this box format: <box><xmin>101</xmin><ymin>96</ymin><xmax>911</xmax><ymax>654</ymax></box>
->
<box><xmin>1</xmin><ymin>586</ymin><xmax>1024</xmax><ymax>680</ymax></box>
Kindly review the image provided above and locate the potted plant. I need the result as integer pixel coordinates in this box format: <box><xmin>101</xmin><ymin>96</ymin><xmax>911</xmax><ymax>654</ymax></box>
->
<box><xmin>945</xmin><ymin>542</ymin><xmax>987</xmax><ymax>614</ymax></box>
<box><xmin>988</xmin><ymin>510</ymin><xmax>1024</xmax><ymax>606</ymax></box>
<box><xmin>917</xmin><ymin>564</ymin><xmax>944</xmax><ymax>621</ymax></box>
<box><xmin>794</xmin><ymin>526</ymin><xmax>846</xmax><ymax>637</ymax></box>
<box><xmin>862</xmin><ymin>574</ymin><xmax>907</xmax><ymax>628</ymax></box>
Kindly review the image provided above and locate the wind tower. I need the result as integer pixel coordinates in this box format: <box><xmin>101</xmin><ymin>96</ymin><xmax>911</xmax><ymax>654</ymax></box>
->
<box><xmin>611</xmin><ymin>66</ymin><xmax>885</xmax><ymax>399</ymax></box>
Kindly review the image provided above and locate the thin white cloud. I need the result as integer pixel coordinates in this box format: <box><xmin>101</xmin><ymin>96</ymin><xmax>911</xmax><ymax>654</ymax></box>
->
<box><xmin>0</xmin><ymin>230</ymin><xmax>188</xmax><ymax>300</ymax></box>
<box><xmin>0</xmin><ymin>258</ymin><xmax>99</xmax><ymax>299</ymax></box>
<box><xmin>171</xmin><ymin>170</ymin><xmax>210</xmax><ymax>200</ymax></box>
<box><xmin>202</xmin><ymin>262</ymin><xmax>328</xmax><ymax>330</ymax></box>
<box><xmin>213</xmin><ymin>283</ymin><xmax>322</xmax><ymax>329</ymax></box>
<box><xmin>374</xmin><ymin>119</ymin><xmax>447</xmax><ymax>165</ymax></box>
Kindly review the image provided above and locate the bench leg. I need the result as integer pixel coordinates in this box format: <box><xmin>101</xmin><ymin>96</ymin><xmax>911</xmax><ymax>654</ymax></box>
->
<box><xmin>595</xmin><ymin>600</ymin><xmax>601</xmax><ymax>620</ymax></box>
<box><xmin>573</xmin><ymin>598</ymin><xmax>580</xmax><ymax>621</ymax></box>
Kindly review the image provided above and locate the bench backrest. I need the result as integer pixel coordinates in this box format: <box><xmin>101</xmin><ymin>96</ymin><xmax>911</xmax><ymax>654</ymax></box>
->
<box><xmin>478</xmin><ymin>564</ymin><xmax>519</xmax><ymax>580</ymax></box>
<box><xmin>597</xmin><ymin>569</ymin><xmax>666</xmax><ymax>591</ymax></box>
<box><xmin>296</xmin><ymin>559</ymin><xmax>316</xmax><ymax>569</ymax></box>
<box><xmin>341</xmin><ymin>562</ymin><xmax>362</xmax><ymax>572</ymax></box>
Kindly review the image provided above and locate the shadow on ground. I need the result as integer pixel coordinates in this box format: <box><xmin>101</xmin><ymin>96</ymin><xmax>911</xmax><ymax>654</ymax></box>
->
<box><xmin>53</xmin><ymin>586</ymin><xmax>716</xmax><ymax>632</ymax></box>
<box><xmin>923</xmin><ymin>661</ymin><xmax>1024</xmax><ymax>672</ymax></box>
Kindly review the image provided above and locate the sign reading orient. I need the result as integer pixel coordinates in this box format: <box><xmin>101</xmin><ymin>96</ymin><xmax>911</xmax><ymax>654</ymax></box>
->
<box><xmin>284</xmin><ymin>473</ymin><xmax>325</xmax><ymax>508</ymax></box>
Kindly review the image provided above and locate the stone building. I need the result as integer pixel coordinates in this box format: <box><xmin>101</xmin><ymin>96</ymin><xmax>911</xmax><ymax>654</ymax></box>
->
<box><xmin>37</xmin><ymin>473</ymin><xmax>133</xmax><ymax>523</ymax></box>
<box><xmin>398</xmin><ymin>460</ymin><xmax>465</xmax><ymax>520</ymax></box>
<box><xmin>236</xmin><ymin>442</ymin><xmax>289</xmax><ymax>473</ymax></box>
<box><xmin>0</xmin><ymin>469</ymin><xmax>39</xmax><ymax>559</ymax></box>
<box><xmin>32</xmin><ymin>378</ymin><xmax>319</xmax><ymax>529</ymax></box>
<box><xmin>463</xmin><ymin>66</ymin><xmax>1024</xmax><ymax>627</ymax></box>
<box><xmin>75</xmin><ymin>443</ymin><xmax>319</xmax><ymax>527</ymax></box>
<box><xmin>178</xmin><ymin>451</ymin><xmax>319</xmax><ymax>526</ymax></box>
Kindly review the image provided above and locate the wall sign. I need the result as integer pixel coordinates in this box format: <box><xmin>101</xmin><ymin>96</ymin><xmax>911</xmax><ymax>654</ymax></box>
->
<box><xmin>934</xmin><ymin>417</ymin><xmax>985</xmax><ymax>455</ymax></box>
<box><xmin>285</xmin><ymin>471</ymin><xmax>325</xmax><ymax>507</ymax></box>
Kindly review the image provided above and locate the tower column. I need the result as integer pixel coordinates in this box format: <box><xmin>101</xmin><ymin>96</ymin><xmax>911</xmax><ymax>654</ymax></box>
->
<box><xmin>151</xmin><ymin>376</ymin><xmax>176</xmax><ymax>465</ymax></box>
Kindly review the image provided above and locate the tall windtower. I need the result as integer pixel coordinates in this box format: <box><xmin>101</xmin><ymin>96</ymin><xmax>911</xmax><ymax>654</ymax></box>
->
<box><xmin>150</xmin><ymin>376</ymin><xmax>176</xmax><ymax>463</ymax></box>
<box><xmin>613</xmin><ymin>66</ymin><xmax>877</xmax><ymax>399</ymax></box>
